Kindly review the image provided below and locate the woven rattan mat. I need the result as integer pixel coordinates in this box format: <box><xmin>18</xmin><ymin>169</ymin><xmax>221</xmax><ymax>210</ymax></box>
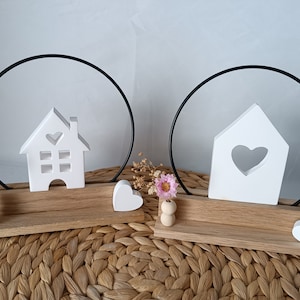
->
<box><xmin>0</xmin><ymin>166</ymin><xmax>299</xmax><ymax>300</ymax></box>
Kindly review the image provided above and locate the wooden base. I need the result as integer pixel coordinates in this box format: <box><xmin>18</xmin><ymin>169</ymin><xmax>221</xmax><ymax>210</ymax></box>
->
<box><xmin>0</xmin><ymin>183</ymin><xmax>144</xmax><ymax>237</ymax></box>
<box><xmin>154</xmin><ymin>193</ymin><xmax>300</xmax><ymax>255</ymax></box>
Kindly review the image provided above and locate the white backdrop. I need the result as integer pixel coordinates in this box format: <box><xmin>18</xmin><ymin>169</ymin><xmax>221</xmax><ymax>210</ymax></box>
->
<box><xmin>1</xmin><ymin>1</ymin><xmax>300</xmax><ymax>199</ymax></box>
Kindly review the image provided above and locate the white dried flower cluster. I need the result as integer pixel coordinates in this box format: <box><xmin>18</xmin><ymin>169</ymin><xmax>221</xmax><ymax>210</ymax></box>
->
<box><xmin>131</xmin><ymin>152</ymin><xmax>165</xmax><ymax>195</ymax></box>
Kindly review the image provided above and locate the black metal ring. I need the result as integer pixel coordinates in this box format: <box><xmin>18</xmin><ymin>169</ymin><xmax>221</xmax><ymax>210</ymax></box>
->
<box><xmin>169</xmin><ymin>65</ymin><xmax>300</xmax><ymax>194</ymax></box>
<box><xmin>0</xmin><ymin>54</ymin><xmax>134</xmax><ymax>182</ymax></box>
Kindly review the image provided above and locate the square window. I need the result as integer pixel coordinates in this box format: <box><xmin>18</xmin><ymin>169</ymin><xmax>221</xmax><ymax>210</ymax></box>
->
<box><xmin>59</xmin><ymin>150</ymin><xmax>71</xmax><ymax>159</ymax></box>
<box><xmin>40</xmin><ymin>151</ymin><xmax>52</xmax><ymax>160</ymax></box>
<box><xmin>41</xmin><ymin>164</ymin><xmax>53</xmax><ymax>173</ymax></box>
<box><xmin>60</xmin><ymin>163</ymin><xmax>71</xmax><ymax>172</ymax></box>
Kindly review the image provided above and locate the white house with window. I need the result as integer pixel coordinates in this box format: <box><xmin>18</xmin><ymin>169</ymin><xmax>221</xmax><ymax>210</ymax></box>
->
<box><xmin>20</xmin><ymin>108</ymin><xmax>90</xmax><ymax>192</ymax></box>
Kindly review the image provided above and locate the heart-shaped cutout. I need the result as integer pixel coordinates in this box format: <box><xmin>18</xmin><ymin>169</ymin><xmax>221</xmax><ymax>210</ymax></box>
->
<box><xmin>46</xmin><ymin>132</ymin><xmax>63</xmax><ymax>145</ymax></box>
<box><xmin>232</xmin><ymin>145</ymin><xmax>268</xmax><ymax>176</ymax></box>
<box><xmin>113</xmin><ymin>180</ymin><xmax>143</xmax><ymax>211</ymax></box>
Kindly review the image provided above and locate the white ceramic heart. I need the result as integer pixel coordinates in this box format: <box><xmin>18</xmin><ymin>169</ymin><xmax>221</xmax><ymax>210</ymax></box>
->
<box><xmin>113</xmin><ymin>180</ymin><xmax>143</xmax><ymax>211</ymax></box>
<box><xmin>292</xmin><ymin>220</ymin><xmax>300</xmax><ymax>242</ymax></box>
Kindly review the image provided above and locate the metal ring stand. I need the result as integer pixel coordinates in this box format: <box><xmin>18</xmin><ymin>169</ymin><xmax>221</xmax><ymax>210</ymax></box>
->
<box><xmin>0</xmin><ymin>54</ymin><xmax>135</xmax><ymax>183</ymax></box>
<box><xmin>169</xmin><ymin>65</ymin><xmax>300</xmax><ymax>195</ymax></box>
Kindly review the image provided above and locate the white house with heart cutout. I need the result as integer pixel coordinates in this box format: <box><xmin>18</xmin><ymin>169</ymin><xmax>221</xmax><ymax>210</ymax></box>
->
<box><xmin>208</xmin><ymin>103</ymin><xmax>289</xmax><ymax>205</ymax></box>
<box><xmin>20</xmin><ymin>108</ymin><xmax>90</xmax><ymax>192</ymax></box>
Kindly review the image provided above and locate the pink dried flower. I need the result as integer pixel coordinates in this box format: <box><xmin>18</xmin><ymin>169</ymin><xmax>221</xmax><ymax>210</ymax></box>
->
<box><xmin>155</xmin><ymin>174</ymin><xmax>178</xmax><ymax>200</ymax></box>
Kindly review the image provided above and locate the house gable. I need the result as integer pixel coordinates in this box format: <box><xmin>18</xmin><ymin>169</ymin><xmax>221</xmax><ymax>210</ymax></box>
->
<box><xmin>20</xmin><ymin>108</ymin><xmax>90</xmax><ymax>154</ymax></box>
<box><xmin>208</xmin><ymin>104</ymin><xmax>289</xmax><ymax>205</ymax></box>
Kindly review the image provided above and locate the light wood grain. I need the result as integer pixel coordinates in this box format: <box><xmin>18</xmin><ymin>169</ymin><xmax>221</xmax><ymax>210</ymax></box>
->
<box><xmin>154</xmin><ymin>218</ymin><xmax>300</xmax><ymax>256</ymax></box>
<box><xmin>0</xmin><ymin>183</ymin><xmax>144</xmax><ymax>237</ymax></box>
<box><xmin>154</xmin><ymin>194</ymin><xmax>300</xmax><ymax>255</ymax></box>
<box><xmin>175</xmin><ymin>194</ymin><xmax>300</xmax><ymax>232</ymax></box>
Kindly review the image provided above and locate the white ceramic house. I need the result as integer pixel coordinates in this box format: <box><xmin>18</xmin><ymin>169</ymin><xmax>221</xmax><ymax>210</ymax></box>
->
<box><xmin>208</xmin><ymin>104</ymin><xmax>289</xmax><ymax>205</ymax></box>
<box><xmin>20</xmin><ymin>108</ymin><xmax>90</xmax><ymax>192</ymax></box>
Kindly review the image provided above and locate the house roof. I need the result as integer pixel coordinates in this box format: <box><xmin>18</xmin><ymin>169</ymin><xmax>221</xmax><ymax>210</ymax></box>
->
<box><xmin>20</xmin><ymin>108</ymin><xmax>90</xmax><ymax>154</ymax></box>
<box><xmin>214</xmin><ymin>103</ymin><xmax>288</xmax><ymax>146</ymax></box>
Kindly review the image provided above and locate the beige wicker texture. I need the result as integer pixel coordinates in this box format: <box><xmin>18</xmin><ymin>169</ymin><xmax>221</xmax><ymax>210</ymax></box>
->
<box><xmin>0</xmin><ymin>166</ymin><xmax>299</xmax><ymax>300</ymax></box>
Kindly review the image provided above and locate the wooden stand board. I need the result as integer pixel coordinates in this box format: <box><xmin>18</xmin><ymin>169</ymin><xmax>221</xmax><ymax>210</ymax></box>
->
<box><xmin>0</xmin><ymin>183</ymin><xmax>144</xmax><ymax>237</ymax></box>
<box><xmin>154</xmin><ymin>193</ymin><xmax>300</xmax><ymax>255</ymax></box>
